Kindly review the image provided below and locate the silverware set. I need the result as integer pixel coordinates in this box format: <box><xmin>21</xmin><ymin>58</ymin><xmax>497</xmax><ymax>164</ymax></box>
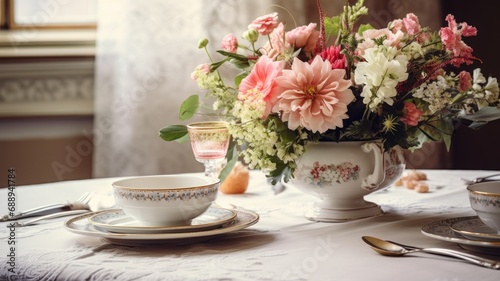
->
<box><xmin>1</xmin><ymin>192</ymin><xmax>94</xmax><ymax>226</ymax></box>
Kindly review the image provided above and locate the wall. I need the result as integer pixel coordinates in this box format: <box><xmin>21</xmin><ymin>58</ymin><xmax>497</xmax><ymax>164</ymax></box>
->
<box><xmin>0</xmin><ymin>59</ymin><xmax>94</xmax><ymax>187</ymax></box>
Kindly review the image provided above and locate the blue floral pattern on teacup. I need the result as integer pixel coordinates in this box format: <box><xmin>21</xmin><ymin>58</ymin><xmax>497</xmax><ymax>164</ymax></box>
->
<box><xmin>114</xmin><ymin>186</ymin><xmax>218</xmax><ymax>202</ymax></box>
<box><xmin>470</xmin><ymin>194</ymin><xmax>500</xmax><ymax>208</ymax></box>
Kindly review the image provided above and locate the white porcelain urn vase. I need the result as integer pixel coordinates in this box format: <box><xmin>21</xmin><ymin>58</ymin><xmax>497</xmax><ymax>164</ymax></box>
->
<box><xmin>288</xmin><ymin>140</ymin><xmax>405</xmax><ymax>222</ymax></box>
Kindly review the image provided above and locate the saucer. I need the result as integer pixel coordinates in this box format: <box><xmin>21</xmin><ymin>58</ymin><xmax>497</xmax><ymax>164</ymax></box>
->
<box><xmin>421</xmin><ymin>216</ymin><xmax>500</xmax><ymax>255</ymax></box>
<box><xmin>64</xmin><ymin>206</ymin><xmax>259</xmax><ymax>246</ymax></box>
<box><xmin>88</xmin><ymin>207</ymin><xmax>237</xmax><ymax>234</ymax></box>
<box><xmin>450</xmin><ymin>217</ymin><xmax>500</xmax><ymax>241</ymax></box>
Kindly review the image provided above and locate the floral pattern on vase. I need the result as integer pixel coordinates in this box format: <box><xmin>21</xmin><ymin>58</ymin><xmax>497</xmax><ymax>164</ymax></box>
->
<box><xmin>295</xmin><ymin>161</ymin><xmax>360</xmax><ymax>187</ymax></box>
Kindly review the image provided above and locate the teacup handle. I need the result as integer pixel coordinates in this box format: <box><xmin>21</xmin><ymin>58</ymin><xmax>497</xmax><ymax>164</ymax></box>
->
<box><xmin>361</xmin><ymin>142</ymin><xmax>386</xmax><ymax>191</ymax></box>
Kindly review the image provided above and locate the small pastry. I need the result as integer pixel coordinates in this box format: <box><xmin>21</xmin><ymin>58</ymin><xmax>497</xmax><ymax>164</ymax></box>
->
<box><xmin>220</xmin><ymin>161</ymin><xmax>249</xmax><ymax>194</ymax></box>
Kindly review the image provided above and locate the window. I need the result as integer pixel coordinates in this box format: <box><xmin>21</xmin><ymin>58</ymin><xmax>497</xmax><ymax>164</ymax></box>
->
<box><xmin>0</xmin><ymin>0</ymin><xmax>97</xmax><ymax>61</ymax></box>
<box><xmin>6</xmin><ymin>0</ymin><xmax>97</xmax><ymax>29</ymax></box>
<box><xmin>0</xmin><ymin>0</ymin><xmax>96</xmax><ymax>117</ymax></box>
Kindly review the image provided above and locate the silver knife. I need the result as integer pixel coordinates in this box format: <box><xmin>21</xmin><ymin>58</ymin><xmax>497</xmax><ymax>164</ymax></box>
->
<box><xmin>1</xmin><ymin>202</ymin><xmax>89</xmax><ymax>222</ymax></box>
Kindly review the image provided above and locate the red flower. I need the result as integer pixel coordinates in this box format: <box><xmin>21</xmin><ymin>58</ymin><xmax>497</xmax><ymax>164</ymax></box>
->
<box><xmin>400</xmin><ymin>102</ymin><xmax>423</xmax><ymax>126</ymax></box>
<box><xmin>318</xmin><ymin>45</ymin><xmax>347</xmax><ymax>70</ymax></box>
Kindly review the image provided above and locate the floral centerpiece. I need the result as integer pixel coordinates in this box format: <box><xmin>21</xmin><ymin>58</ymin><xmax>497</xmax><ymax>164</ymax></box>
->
<box><xmin>160</xmin><ymin>0</ymin><xmax>500</xmax><ymax>185</ymax></box>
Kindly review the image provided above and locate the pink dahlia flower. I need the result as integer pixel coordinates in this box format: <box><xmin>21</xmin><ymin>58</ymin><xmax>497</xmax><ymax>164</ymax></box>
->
<box><xmin>273</xmin><ymin>56</ymin><xmax>355</xmax><ymax>133</ymax></box>
<box><xmin>238</xmin><ymin>55</ymin><xmax>285</xmax><ymax>118</ymax></box>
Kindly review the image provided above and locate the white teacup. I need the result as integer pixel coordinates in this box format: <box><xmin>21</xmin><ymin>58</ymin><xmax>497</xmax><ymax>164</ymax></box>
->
<box><xmin>467</xmin><ymin>181</ymin><xmax>500</xmax><ymax>234</ymax></box>
<box><xmin>112</xmin><ymin>175</ymin><xmax>220</xmax><ymax>227</ymax></box>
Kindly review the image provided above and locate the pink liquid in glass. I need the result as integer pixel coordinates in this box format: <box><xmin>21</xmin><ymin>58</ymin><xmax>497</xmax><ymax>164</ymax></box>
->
<box><xmin>195</xmin><ymin>151</ymin><xmax>227</xmax><ymax>160</ymax></box>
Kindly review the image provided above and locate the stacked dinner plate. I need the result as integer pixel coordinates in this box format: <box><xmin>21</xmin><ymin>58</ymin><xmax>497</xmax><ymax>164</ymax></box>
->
<box><xmin>64</xmin><ymin>205</ymin><xmax>259</xmax><ymax>246</ymax></box>
<box><xmin>421</xmin><ymin>216</ymin><xmax>500</xmax><ymax>255</ymax></box>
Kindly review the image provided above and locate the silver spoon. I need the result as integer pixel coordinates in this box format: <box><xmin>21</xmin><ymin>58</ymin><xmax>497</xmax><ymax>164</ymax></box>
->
<box><xmin>361</xmin><ymin>236</ymin><xmax>500</xmax><ymax>270</ymax></box>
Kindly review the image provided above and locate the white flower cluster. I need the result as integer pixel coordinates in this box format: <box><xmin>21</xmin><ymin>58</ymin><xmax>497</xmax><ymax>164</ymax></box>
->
<box><xmin>414</xmin><ymin>68</ymin><xmax>500</xmax><ymax>116</ymax></box>
<box><xmin>354</xmin><ymin>45</ymin><xmax>409</xmax><ymax>110</ymax></box>
<box><xmin>229</xmin><ymin>98</ymin><xmax>307</xmax><ymax>173</ymax></box>
<box><xmin>228</xmin><ymin>117</ymin><xmax>279</xmax><ymax>173</ymax></box>
<box><xmin>469</xmin><ymin>69</ymin><xmax>500</xmax><ymax>109</ymax></box>
<box><xmin>192</xmin><ymin>68</ymin><xmax>219</xmax><ymax>90</ymax></box>
<box><xmin>275</xmin><ymin>130</ymin><xmax>307</xmax><ymax>165</ymax></box>
<box><xmin>192</xmin><ymin>68</ymin><xmax>237</xmax><ymax>115</ymax></box>
<box><xmin>413</xmin><ymin>75</ymin><xmax>454</xmax><ymax>115</ymax></box>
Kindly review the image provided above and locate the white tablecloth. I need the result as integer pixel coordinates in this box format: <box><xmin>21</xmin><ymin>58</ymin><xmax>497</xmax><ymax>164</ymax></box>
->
<box><xmin>1</xmin><ymin>170</ymin><xmax>499</xmax><ymax>280</ymax></box>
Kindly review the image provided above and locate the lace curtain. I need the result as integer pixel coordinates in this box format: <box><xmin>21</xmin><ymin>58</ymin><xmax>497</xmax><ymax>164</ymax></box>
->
<box><xmin>93</xmin><ymin>0</ymin><xmax>442</xmax><ymax>178</ymax></box>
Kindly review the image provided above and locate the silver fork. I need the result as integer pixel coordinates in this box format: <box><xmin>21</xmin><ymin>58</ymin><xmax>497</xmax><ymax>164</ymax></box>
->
<box><xmin>14</xmin><ymin>209</ymin><xmax>90</xmax><ymax>227</ymax></box>
<box><xmin>460</xmin><ymin>173</ymin><xmax>500</xmax><ymax>185</ymax></box>
<box><xmin>1</xmin><ymin>192</ymin><xmax>94</xmax><ymax>222</ymax></box>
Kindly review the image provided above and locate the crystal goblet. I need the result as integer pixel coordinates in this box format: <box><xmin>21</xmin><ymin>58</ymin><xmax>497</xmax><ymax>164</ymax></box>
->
<box><xmin>187</xmin><ymin>121</ymin><xmax>230</xmax><ymax>179</ymax></box>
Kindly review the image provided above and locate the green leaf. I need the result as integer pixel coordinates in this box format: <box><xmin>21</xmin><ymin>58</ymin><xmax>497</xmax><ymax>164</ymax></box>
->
<box><xmin>234</xmin><ymin>72</ymin><xmax>248</xmax><ymax>88</ymax></box>
<box><xmin>219</xmin><ymin>151</ymin><xmax>239</xmax><ymax>183</ymax></box>
<box><xmin>159</xmin><ymin>125</ymin><xmax>188</xmax><ymax>143</ymax></box>
<box><xmin>216</xmin><ymin>50</ymin><xmax>250</xmax><ymax>61</ymax></box>
<box><xmin>460</xmin><ymin>106</ymin><xmax>500</xmax><ymax>123</ymax></box>
<box><xmin>357</xmin><ymin>23</ymin><xmax>374</xmax><ymax>35</ymax></box>
<box><xmin>280</xmin><ymin>129</ymin><xmax>297</xmax><ymax>143</ymax></box>
<box><xmin>230</xmin><ymin>58</ymin><xmax>250</xmax><ymax>70</ymax></box>
<box><xmin>210</xmin><ymin>59</ymin><xmax>227</xmax><ymax>71</ymax></box>
<box><xmin>267</xmin><ymin>164</ymin><xmax>293</xmax><ymax>185</ymax></box>
<box><xmin>324</xmin><ymin>16</ymin><xmax>341</xmax><ymax>38</ymax></box>
<box><xmin>267</xmin><ymin>114</ymin><xmax>287</xmax><ymax>132</ymax></box>
<box><xmin>179</xmin><ymin>95</ymin><xmax>199</xmax><ymax>121</ymax></box>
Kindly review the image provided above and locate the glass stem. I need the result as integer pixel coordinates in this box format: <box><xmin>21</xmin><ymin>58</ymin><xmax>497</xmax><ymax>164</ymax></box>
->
<box><xmin>203</xmin><ymin>160</ymin><xmax>224</xmax><ymax>179</ymax></box>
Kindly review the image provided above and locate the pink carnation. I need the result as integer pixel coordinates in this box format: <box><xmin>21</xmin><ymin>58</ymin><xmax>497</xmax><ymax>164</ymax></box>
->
<box><xmin>356</xmin><ymin>28</ymin><xmax>404</xmax><ymax>56</ymax></box>
<box><xmin>400</xmin><ymin>102</ymin><xmax>423</xmax><ymax>126</ymax></box>
<box><xmin>260</xmin><ymin>22</ymin><xmax>288</xmax><ymax>60</ymax></box>
<box><xmin>390</xmin><ymin>19</ymin><xmax>404</xmax><ymax>33</ymax></box>
<box><xmin>248</xmin><ymin>12</ymin><xmax>279</xmax><ymax>36</ymax></box>
<box><xmin>439</xmin><ymin>14</ymin><xmax>477</xmax><ymax>67</ymax></box>
<box><xmin>221</xmin><ymin>33</ymin><xmax>238</xmax><ymax>53</ymax></box>
<box><xmin>458</xmin><ymin>70</ymin><xmax>472</xmax><ymax>92</ymax></box>
<box><xmin>402</xmin><ymin>13</ymin><xmax>420</xmax><ymax>35</ymax></box>
<box><xmin>272</xmin><ymin>56</ymin><xmax>355</xmax><ymax>133</ymax></box>
<box><xmin>391</xmin><ymin>13</ymin><xmax>429</xmax><ymax>43</ymax></box>
<box><xmin>238</xmin><ymin>55</ymin><xmax>285</xmax><ymax>118</ymax></box>
<box><xmin>286</xmin><ymin>23</ymin><xmax>320</xmax><ymax>53</ymax></box>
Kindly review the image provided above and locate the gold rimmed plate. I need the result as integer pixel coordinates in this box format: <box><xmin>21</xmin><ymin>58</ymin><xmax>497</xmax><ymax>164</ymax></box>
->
<box><xmin>421</xmin><ymin>216</ymin><xmax>500</xmax><ymax>255</ymax></box>
<box><xmin>88</xmin><ymin>207</ymin><xmax>237</xmax><ymax>234</ymax></box>
<box><xmin>64</xmin><ymin>207</ymin><xmax>259</xmax><ymax>246</ymax></box>
<box><xmin>450</xmin><ymin>216</ymin><xmax>500</xmax><ymax>242</ymax></box>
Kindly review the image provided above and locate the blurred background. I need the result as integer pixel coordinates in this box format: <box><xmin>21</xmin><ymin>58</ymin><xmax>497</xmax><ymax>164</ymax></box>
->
<box><xmin>1</xmin><ymin>0</ymin><xmax>499</xmax><ymax>187</ymax></box>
